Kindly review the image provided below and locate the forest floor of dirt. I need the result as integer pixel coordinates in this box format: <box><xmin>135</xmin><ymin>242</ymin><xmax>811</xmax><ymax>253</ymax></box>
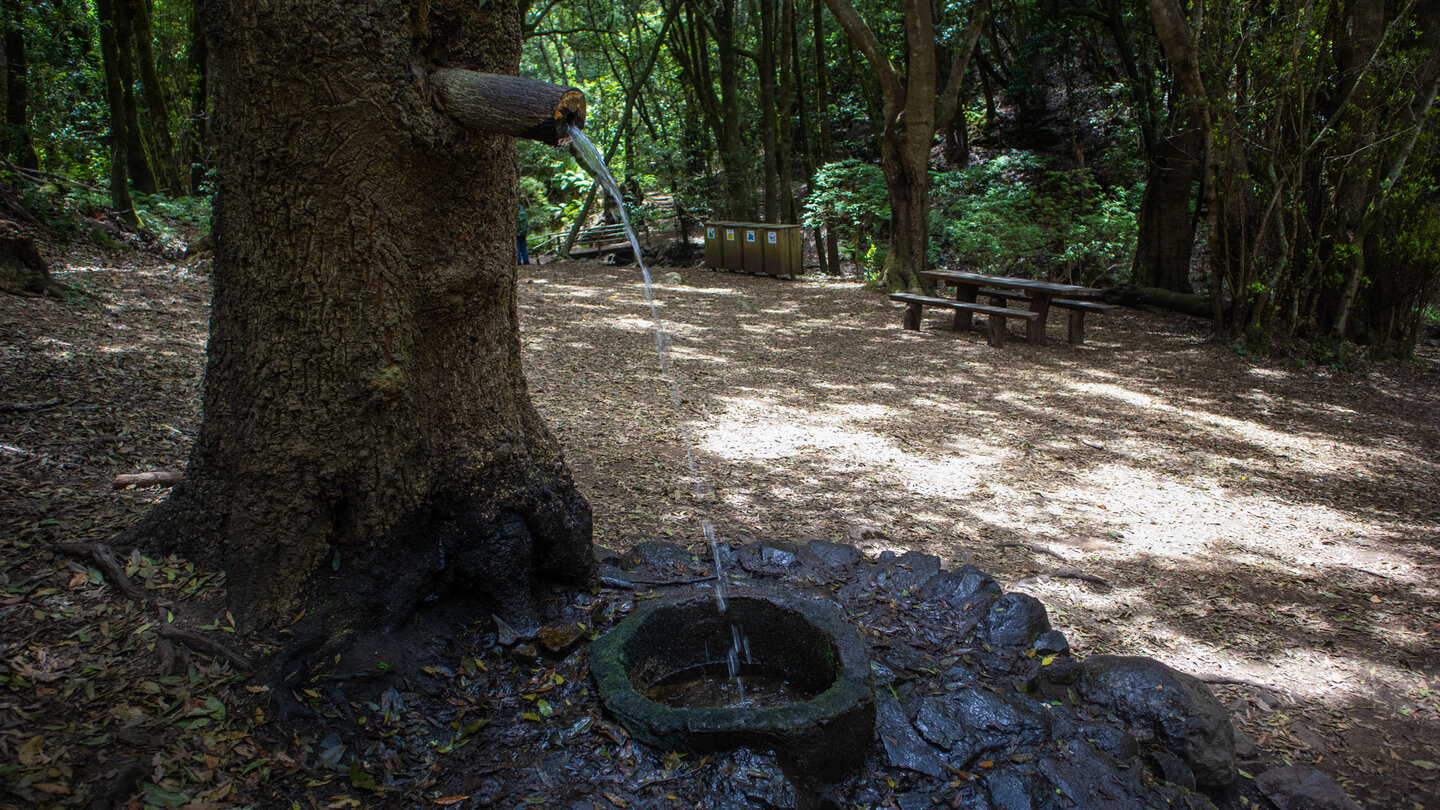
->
<box><xmin>2</xmin><ymin>246</ymin><xmax>1438</xmax><ymax>809</ymax></box>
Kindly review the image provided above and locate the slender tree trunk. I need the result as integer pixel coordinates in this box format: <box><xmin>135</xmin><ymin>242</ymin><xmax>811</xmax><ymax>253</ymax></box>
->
<box><xmin>812</xmin><ymin>0</ymin><xmax>840</xmax><ymax>271</ymax></box>
<box><xmin>95</xmin><ymin>0</ymin><xmax>139</xmax><ymax>227</ymax></box>
<box><xmin>122</xmin><ymin>0</ymin><xmax>593</xmax><ymax>639</ymax></box>
<box><xmin>112</xmin><ymin>0</ymin><xmax>157</xmax><ymax>195</ymax></box>
<box><xmin>777</xmin><ymin>0</ymin><xmax>797</xmax><ymax>223</ymax></box>
<box><xmin>759</xmin><ymin>0</ymin><xmax>780</xmax><ymax>221</ymax></box>
<box><xmin>131</xmin><ymin>0</ymin><xmax>182</xmax><ymax>193</ymax></box>
<box><xmin>1</xmin><ymin>0</ymin><xmax>39</xmax><ymax>170</ymax></box>
<box><xmin>715</xmin><ymin>0</ymin><xmax>751</xmax><ymax>219</ymax></box>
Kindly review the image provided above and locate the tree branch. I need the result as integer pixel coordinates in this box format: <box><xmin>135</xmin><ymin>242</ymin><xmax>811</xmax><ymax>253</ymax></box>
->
<box><xmin>819</xmin><ymin>0</ymin><xmax>903</xmax><ymax>112</ymax></box>
<box><xmin>935</xmin><ymin>0</ymin><xmax>990</xmax><ymax>135</ymax></box>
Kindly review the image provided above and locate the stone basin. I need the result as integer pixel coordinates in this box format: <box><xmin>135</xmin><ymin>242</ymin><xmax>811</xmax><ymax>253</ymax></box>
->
<box><xmin>589</xmin><ymin>589</ymin><xmax>874</xmax><ymax>787</ymax></box>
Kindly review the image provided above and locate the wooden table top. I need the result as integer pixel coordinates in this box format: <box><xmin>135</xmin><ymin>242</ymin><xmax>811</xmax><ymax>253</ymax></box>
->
<box><xmin>919</xmin><ymin>270</ymin><xmax>1102</xmax><ymax>299</ymax></box>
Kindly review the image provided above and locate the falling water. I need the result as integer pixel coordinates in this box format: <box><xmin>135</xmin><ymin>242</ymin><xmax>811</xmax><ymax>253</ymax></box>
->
<box><xmin>561</xmin><ymin>124</ymin><xmax>731</xmax><ymax>625</ymax></box>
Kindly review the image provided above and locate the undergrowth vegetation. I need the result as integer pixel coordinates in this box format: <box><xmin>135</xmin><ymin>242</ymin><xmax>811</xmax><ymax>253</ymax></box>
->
<box><xmin>804</xmin><ymin>152</ymin><xmax>1140</xmax><ymax>286</ymax></box>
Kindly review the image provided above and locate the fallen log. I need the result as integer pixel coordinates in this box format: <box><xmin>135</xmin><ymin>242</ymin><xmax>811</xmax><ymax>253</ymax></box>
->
<box><xmin>113</xmin><ymin>470</ymin><xmax>182</xmax><ymax>489</ymax></box>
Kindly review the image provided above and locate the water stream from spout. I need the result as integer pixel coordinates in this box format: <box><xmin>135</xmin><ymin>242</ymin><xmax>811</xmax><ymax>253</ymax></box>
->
<box><xmin>562</xmin><ymin>125</ymin><xmax>749</xmax><ymax>693</ymax></box>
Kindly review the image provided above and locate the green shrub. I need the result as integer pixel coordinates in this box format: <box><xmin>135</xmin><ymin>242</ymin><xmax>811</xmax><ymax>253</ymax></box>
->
<box><xmin>803</xmin><ymin>159</ymin><xmax>889</xmax><ymax>271</ymax></box>
<box><xmin>930</xmin><ymin>151</ymin><xmax>1139</xmax><ymax>285</ymax></box>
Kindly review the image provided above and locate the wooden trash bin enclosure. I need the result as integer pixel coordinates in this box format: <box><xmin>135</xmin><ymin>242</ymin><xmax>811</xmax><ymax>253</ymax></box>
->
<box><xmin>703</xmin><ymin>221</ymin><xmax>802</xmax><ymax>278</ymax></box>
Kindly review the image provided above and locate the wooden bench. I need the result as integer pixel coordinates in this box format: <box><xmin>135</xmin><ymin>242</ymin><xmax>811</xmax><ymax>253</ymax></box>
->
<box><xmin>1050</xmin><ymin>298</ymin><xmax>1117</xmax><ymax>345</ymax></box>
<box><xmin>889</xmin><ymin>293</ymin><xmax>1041</xmax><ymax>347</ymax></box>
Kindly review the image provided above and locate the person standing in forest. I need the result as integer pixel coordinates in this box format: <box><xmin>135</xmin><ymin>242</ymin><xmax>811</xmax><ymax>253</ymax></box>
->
<box><xmin>517</xmin><ymin>205</ymin><xmax>530</xmax><ymax>265</ymax></box>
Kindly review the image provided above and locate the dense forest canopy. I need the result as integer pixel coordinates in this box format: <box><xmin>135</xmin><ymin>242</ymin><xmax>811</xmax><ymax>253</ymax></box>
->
<box><xmin>2</xmin><ymin>0</ymin><xmax>1437</xmax><ymax>356</ymax></box>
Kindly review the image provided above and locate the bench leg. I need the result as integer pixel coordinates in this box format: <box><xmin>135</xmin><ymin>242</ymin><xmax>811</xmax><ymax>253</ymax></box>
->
<box><xmin>953</xmin><ymin>286</ymin><xmax>978</xmax><ymax>332</ymax></box>
<box><xmin>1027</xmin><ymin>298</ymin><xmax>1051</xmax><ymax>345</ymax></box>
<box><xmin>1067</xmin><ymin>310</ymin><xmax>1086</xmax><ymax>344</ymax></box>
<box><xmin>903</xmin><ymin>302</ymin><xmax>923</xmax><ymax>330</ymax></box>
<box><xmin>986</xmin><ymin>314</ymin><xmax>1006</xmax><ymax>347</ymax></box>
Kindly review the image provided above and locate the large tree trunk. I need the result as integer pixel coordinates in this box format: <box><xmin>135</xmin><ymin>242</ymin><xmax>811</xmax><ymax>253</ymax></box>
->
<box><xmin>1132</xmin><ymin>126</ymin><xmax>1200</xmax><ymax>292</ymax></box>
<box><xmin>2</xmin><ymin>1</ymin><xmax>40</xmax><ymax>171</ymax></box>
<box><xmin>880</xmin><ymin>123</ymin><xmax>931</xmax><ymax>291</ymax></box>
<box><xmin>122</xmin><ymin>0</ymin><xmax>593</xmax><ymax>639</ymax></box>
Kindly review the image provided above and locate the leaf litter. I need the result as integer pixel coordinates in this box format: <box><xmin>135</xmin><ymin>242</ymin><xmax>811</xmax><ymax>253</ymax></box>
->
<box><xmin>0</xmin><ymin>247</ymin><xmax>1437</xmax><ymax>808</ymax></box>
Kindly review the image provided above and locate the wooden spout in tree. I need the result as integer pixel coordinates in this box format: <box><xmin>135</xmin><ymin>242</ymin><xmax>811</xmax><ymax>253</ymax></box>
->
<box><xmin>432</xmin><ymin>69</ymin><xmax>586</xmax><ymax>145</ymax></box>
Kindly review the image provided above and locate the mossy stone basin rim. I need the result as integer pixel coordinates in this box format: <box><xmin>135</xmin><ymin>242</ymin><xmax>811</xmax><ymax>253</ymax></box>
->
<box><xmin>589</xmin><ymin>589</ymin><xmax>874</xmax><ymax>785</ymax></box>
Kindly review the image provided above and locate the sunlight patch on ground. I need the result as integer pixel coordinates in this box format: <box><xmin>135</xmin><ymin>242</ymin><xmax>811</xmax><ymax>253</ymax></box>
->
<box><xmin>1061</xmin><ymin>379</ymin><xmax>1382</xmax><ymax>478</ymax></box>
<box><xmin>1027</xmin><ymin>462</ymin><xmax>1426</xmax><ymax>579</ymax></box>
<box><xmin>700</xmin><ymin>395</ymin><xmax>1010</xmax><ymax>497</ymax></box>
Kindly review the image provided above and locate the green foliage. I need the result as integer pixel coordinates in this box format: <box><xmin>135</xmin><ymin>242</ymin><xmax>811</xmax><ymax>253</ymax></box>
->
<box><xmin>802</xmin><ymin>159</ymin><xmax>889</xmax><ymax>263</ymax></box>
<box><xmin>16</xmin><ymin>1</ymin><xmax>108</xmax><ymax>178</ymax></box>
<box><xmin>930</xmin><ymin>151</ymin><xmax>1140</xmax><ymax>284</ymax></box>
<box><xmin>7</xmin><ymin>166</ymin><xmax>209</xmax><ymax>246</ymax></box>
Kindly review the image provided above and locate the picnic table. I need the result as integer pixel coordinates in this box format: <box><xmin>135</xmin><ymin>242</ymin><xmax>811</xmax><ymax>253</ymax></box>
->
<box><xmin>890</xmin><ymin>270</ymin><xmax>1112</xmax><ymax>346</ymax></box>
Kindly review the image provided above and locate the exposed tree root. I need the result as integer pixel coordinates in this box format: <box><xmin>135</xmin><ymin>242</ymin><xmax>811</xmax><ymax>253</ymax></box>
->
<box><xmin>1015</xmin><ymin>566</ymin><xmax>1113</xmax><ymax>587</ymax></box>
<box><xmin>997</xmin><ymin>541</ymin><xmax>1067</xmax><ymax>561</ymax></box>
<box><xmin>156</xmin><ymin>624</ymin><xmax>253</xmax><ymax>672</ymax></box>
<box><xmin>54</xmin><ymin>542</ymin><xmax>149</xmax><ymax>602</ymax></box>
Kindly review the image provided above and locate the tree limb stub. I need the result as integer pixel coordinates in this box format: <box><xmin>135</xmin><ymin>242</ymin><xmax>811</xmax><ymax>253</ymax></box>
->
<box><xmin>432</xmin><ymin>69</ymin><xmax>585</xmax><ymax>145</ymax></box>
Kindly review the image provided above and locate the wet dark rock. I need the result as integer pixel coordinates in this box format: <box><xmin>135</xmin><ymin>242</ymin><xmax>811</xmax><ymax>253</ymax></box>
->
<box><xmin>1035</xmin><ymin>740</ymin><xmax>1218</xmax><ymax>810</ymax></box>
<box><xmin>1255</xmin><ymin>766</ymin><xmax>1362</xmax><ymax>810</ymax></box>
<box><xmin>1148</xmin><ymin>751</ymin><xmax>1197</xmax><ymax>791</ymax></box>
<box><xmin>737</xmin><ymin>540</ymin><xmax>802</xmax><ymax>576</ymax></box>
<box><xmin>1075</xmin><ymin>722</ymin><xmax>1140</xmax><ymax>762</ymax></box>
<box><xmin>625</xmin><ymin>540</ymin><xmax>697</xmax><ymax>572</ymax></box>
<box><xmin>1032</xmin><ymin>630</ymin><xmax>1069</xmax><ymax>656</ymax></box>
<box><xmin>1078</xmin><ymin>655</ymin><xmax>1236</xmax><ymax>788</ymax></box>
<box><xmin>875</xmin><ymin>551</ymin><xmax>942</xmax><ymax>594</ymax></box>
<box><xmin>879</xmin><ymin>642</ymin><xmax>933</xmax><ymax>676</ymax></box>
<box><xmin>912</xmin><ymin>689</ymin><xmax>1048</xmax><ymax>768</ymax></box>
<box><xmin>875</xmin><ymin>693</ymin><xmax>945</xmax><ymax>777</ymax></box>
<box><xmin>537</xmin><ymin>623</ymin><xmax>586</xmax><ymax>655</ymax></box>
<box><xmin>870</xmin><ymin>660</ymin><xmax>899</xmax><ymax>686</ymax></box>
<box><xmin>896</xmin><ymin>791</ymin><xmax>934</xmax><ymax>810</ymax></box>
<box><xmin>593</xmin><ymin>545</ymin><xmax>624</xmax><ymax>566</ymax></box>
<box><xmin>799</xmin><ymin>539</ymin><xmax>861</xmax><ymax>571</ymax></box>
<box><xmin>981</xmin><ymin>593</ymin><xmax>1051</xmax><ymax>649</ymax></box>
<box><xmin>1035</xmin><ymin>655</ymin><xmax>1080</xmax><ymax>686</ymax></box>
<box><xmin>920</xmin><ymin>564</ymin><xmax>1002</xmax><ymax>605</ymax></box>
<box><xmin>508</xmin><ymin>642</ymin><xmax>539</xmax><ymax>662</ymax></box>
<box><xmin>1233</xmin><ymin>729</ymin><xmax>1261</xmax><ymax>764</ymax></box>
<box><xmin>984</xmin><ymin>768</ymin><xmax>1049</xmax><ymax>810</ymax></box>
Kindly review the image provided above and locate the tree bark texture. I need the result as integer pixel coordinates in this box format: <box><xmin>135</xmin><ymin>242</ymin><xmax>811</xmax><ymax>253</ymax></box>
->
<box><xmin>125</xmin><ymin>0</ymin><xmax>593</xmax><ymax>635</ymax></box>
<box><xmin>821</xmin><ymin>0</ymin><xmax>985</xmax><ymax>291</ymax></box>
<box><xmin>111</xmin><ymin>0</ymin><xmax>157</xmax><ymax>195</ymax></box>
<box><xmin>2</xmin><ymin>1</ymin><xmax>40</xmax><ymax>171</ymax></box>
<box><xmin>1132</xmin><ymin>126</ymin><xmax>1199</xmax><ymax>292</ymax></box>
<box><xmin>130</xmin><ymin>0</ymin><xmax>183</xmax><ymax>194</ymax></box>
<box><xmin>432</xmin><ymin>69</ymin><xmax>584</xmax><ymax>145</ymax></box>
<box><xmin>95</xmin><ymin>0</ymin><xmax>138</xmax><ymax>227</ymax></box>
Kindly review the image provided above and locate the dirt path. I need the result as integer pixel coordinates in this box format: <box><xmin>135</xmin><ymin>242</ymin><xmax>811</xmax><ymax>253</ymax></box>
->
<box><xmin>519</xmin><ymin>260</ymin><xmax>1440</xmax><ymax>808</ymax></box>
<box><xmin>1</xmin><ymin>252</ymin><xmax>1436</xmax><ymax>807</ymax></box>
